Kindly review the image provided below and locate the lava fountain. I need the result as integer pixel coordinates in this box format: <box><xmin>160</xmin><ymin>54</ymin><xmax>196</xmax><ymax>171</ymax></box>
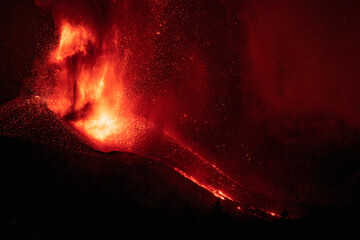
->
<box><xmin>44</xmin><ymin>20</ymin><xmax>149</xmax><ymax>151</ymax></box>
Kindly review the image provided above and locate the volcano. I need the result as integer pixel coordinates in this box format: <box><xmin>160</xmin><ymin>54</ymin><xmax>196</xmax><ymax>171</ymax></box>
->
<box><xmin>2</xmin><ymin>0</ymin><xmax>360</xmax><ymax>239</ymax></box>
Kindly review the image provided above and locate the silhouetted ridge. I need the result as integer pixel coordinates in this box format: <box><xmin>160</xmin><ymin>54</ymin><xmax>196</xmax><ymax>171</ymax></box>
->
<box><xmin>0</xmin><ymin>96</ymin><xmax>94</xmax><ymax>152</ymax></box>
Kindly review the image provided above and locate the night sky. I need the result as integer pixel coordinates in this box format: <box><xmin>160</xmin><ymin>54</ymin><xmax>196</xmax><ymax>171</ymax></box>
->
<box><xmin>1</xmin><ymin>0</ymin><xmax>360</xmax><ymax>208</ymax></box>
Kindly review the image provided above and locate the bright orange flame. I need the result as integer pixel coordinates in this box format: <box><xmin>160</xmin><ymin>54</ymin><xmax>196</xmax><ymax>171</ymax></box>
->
<box><xmin>45</xmin><ymin>21</ymin><xmax>146</xmax><ymax>150</ymax></box>
<box><xmin>54</xmin><ymin>22</ymin><xmax>95</xmax><ymax>61</ymax></box>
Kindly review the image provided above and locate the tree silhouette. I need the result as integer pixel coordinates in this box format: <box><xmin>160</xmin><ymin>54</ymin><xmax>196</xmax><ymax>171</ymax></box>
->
<box><xmin>211</xmin><ymin>198</ymin><xmax>223</xmax><ymax>220</ymax></box>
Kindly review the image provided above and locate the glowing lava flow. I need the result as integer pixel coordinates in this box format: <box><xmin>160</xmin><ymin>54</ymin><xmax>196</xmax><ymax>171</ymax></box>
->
<box><xmin>174</xmin><ymin>167</ymin><xmax>233</xmax><ymax>201</ymax></box>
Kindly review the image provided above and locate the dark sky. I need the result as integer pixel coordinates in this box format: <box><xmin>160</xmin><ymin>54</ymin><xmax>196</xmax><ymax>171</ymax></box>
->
<box><xmin>1</xmin><ymin>0</ymin><xmax>360</xmax><ymax>205</ymax></box>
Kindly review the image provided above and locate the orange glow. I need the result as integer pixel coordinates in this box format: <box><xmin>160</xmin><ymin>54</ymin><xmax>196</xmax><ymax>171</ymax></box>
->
<box><xmin>45</xmin><ymin>21</ymin><xmax>146</xmax><ymax>150</ymax></box>
<box><xmin>174</xmin><ymin>167</ymin><xmax>233</xmax><ymax>201</ymax></box>
<box><xmin>264</xmin><ymin>210</ymin><xmax>280</xmax><ymax>217</ymax></box>
<box><xmin>53</xmin><ymin>22</ymin><xmax>95</xmax><ymax>61</ymax></box>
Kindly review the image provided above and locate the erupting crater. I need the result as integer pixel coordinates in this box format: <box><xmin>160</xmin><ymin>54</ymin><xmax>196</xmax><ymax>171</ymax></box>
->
<box><xmin>32</xmin><ymin>18</ymin><xmax>276</xmax><ymax>217</ymax></box>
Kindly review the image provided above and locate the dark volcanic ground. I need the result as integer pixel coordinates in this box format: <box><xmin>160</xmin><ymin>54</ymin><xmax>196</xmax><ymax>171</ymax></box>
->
<box><xmin>0</xmin><ymin>97</ymin><xmax>359</xmax><ymax>239</ymax></box>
